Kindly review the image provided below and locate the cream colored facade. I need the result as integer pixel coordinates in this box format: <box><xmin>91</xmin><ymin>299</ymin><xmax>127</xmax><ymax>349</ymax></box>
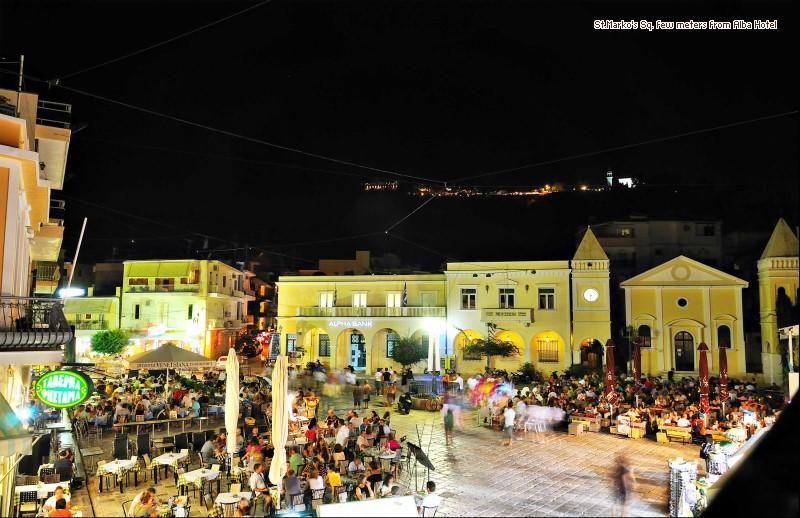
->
<box><xmin>622</xmin><ymin>256</ymin><xmax>748</xmax><ymax>377</ymax></box>
<box><xmin>64</xmin><ymin>293</ymin><xmax>121</xmax><ymax>360</ymax></box>
<box><xmin>757</xmin><ymin>219</ymin><xmax>799</xmax><ymax>385</ymax></box>
<box><xmin>121</xmin><ymin>260</ymin><xmax>253</xmax><ymax>359</ymax></box>
<box><xmin>277</xmin><ymin>230</ymin><xmax>612</xmax><ymax>375</ymax></box>
<box><xmin>276</xmin><ymin>275</ymin><xmax>447</xmax><ymax>373</ymax></box>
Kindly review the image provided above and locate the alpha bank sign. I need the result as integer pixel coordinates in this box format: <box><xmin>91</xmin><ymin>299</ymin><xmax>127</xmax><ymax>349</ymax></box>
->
<box><xmin>328</xmin><ymin>320</ymin><xmax>374</xmax><ymax>328</ymax></box>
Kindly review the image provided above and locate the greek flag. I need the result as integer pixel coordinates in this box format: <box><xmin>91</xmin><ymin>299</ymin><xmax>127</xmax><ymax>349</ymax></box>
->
<box><xmin>332</xmin><ymin>287</ymin><xmax>337</xmax><ymax>306</ymax></box>
<box><xmin>402</xmin><ymin>282</ymin><xmax>408</xmax><ymax>307</ymax></box>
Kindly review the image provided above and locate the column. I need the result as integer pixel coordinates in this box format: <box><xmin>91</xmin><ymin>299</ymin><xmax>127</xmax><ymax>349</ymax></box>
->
<box><xmin>427</xmin><ymin>335</ymin><xmax>435</xmax><ymax>372</ymax></box>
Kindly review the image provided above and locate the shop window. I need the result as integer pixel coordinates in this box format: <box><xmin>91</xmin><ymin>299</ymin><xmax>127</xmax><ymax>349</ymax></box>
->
<box><xmin>618</xmin><ymin>227</ymin><xmax>634</xmax><ymax>237</ymax></box>
<box><xmin>287</xmin><ymin>333</ymin><xmax>297</xmax><ymax>353</ymax></box>
<box><xmin>537</xmin><ymin>339</ymin><xmax>559</xmax><ymax>362</ymax></box>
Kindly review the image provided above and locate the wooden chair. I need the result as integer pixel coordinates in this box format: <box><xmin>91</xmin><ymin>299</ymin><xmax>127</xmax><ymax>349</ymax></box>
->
<box><xmin>422</xmin><ymin>506</ymin><xmax>439</xmax><ymax>517</ymax></box>
<box><xmin>141</xmin><ymin>453</ymin><xmax>158</xmax><ymax>481</ymax></box>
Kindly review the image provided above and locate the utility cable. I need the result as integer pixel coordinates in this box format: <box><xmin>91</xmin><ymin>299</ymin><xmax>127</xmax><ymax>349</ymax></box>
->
<box><xmin>53</xmin><ymin>0</ymin><xmax>274</xmax><ymax>81</ymax></box>
<box><xmin>384</xmin><ymin>196</ymin><xmax>437</xmax><ymax>233</ymax></box>
<box><xmin>450</xmin><ymin>110</ymin><xmax>798</xmax><ymax>183</ymax></box>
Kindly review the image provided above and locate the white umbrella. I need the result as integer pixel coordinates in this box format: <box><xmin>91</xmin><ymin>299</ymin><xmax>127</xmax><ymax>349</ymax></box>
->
<box><xmin>225</xmin><ymin>348</ymin><xmax>240</xmax><ymax>462</ymax></box>
<box><xmin>268</xmin><ymin>355</ymin><xmax>288</xmax><ymax>507</ymax></box>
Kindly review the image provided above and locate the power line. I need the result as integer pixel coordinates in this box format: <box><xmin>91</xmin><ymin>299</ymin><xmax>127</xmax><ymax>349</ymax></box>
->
<box><xmin>0</xmin><ymin>69</ymin><xmax>443</xmax><ymax>185</ymax></box>
<box><xmin>450</xmin><ymin>110</ymin><xmax>799</xmax><ymax>183</ymax></box>
<box><xmin>53</xmin><ymin>0</ymin><xmax>274</xmax><ymax>81</ymax></box>
<box><xmin>384</xmin><ymin>196</ymin><xmax>437</xmax><ymax>233</ymax></box>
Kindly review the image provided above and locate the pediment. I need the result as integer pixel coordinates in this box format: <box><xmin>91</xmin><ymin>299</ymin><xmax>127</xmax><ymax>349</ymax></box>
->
<box><xmin>621</xmin><ymin>256</ymin><xmax>748</xmax><ymax>287</ymax></box>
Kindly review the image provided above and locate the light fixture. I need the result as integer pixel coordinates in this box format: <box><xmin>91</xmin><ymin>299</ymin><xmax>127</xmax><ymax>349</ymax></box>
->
<box><xmin>58</xmin><ymin>287</ymin><xmax>85</xmax><ymax>298</ymax></box>
<box><xmin>525</xmin><ymin>284</ymin><xmax>529</xmax><ymax>292</ymax></box>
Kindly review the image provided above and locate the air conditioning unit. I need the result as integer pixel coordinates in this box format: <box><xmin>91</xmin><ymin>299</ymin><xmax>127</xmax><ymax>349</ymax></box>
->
<box><xmin>144</xmin><ymin>300</ymin><xmax>152</xmax><ymax>306</ymax></box>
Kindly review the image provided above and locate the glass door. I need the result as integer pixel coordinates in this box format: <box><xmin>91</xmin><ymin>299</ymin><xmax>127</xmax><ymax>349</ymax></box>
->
<box><xmin>350</xmin><ymin>332</ymin><xmax>366</xmax><ymax>371</ymax></box>
<box><xmin>674</xmin><ymin>331</ymin><xmax>695</xmax><ymax>371</ymax></box>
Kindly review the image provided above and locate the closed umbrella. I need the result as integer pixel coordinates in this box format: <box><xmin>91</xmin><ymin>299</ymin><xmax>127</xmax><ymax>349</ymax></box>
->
<box><xmin>225</xmin><ymin>348</ymin><xmax>240</xmax><ymax>462</ymax></box>
<box><xmin>603</xmin><ymin>339</ymin><xmax>616</xmax><ymax>398</ymax></box>
<box><xmin>698</xmin><ymin>342</ymin><xmax>710</xmax><ymax>414</ymax></box>
<box><xmin>268</xmin><ymin>355</ymin><xmax>289</xmax><ymax>508</ymax></box>
<box><xmin>718</xmin><ymin>345</ymin><xmax>729</xmax><ymax>403</ymax></box>
<box><xmin>632</xmin><ymin>337</ymin><xmax>642</xmax><ymax>387</ymax></box>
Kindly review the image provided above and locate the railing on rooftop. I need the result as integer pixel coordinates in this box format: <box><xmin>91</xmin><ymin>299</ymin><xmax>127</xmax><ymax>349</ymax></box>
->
<box><xmin>0</xmin><ymin>296</ymin><xmax>73</xmax><ymax>349</ymax></box>
<box><xmin>125</xmin><ymin>284</ymin><xmax>199</xmax><ymax>293</ymax></box>
<box><xmin>36</xmin><ymin>99</ymin><xmax>71</xmax><ymax>129</ymax></box>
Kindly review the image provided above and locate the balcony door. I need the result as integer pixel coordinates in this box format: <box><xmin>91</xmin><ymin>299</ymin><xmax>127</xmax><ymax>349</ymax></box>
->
<box><xmin>350</xmin><ymin>332</ymin><xmax>367</xmax><ymax>371</ymax></box>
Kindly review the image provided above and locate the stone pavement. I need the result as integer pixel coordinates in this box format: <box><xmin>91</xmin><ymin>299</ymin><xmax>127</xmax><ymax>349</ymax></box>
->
<box><xmin>76</xmin><ymin>382</ymin><xmax>699</xmax><ymax>517</ymax></box>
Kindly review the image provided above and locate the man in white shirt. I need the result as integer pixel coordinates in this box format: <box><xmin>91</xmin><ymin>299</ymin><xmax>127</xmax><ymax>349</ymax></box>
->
<box><xmin>335</xmin><ymin>421</ymin><xmax>350</xmax><ymax>448</ymax></box>
<box><xmin>455</xmin><ymin>373</ymin><xmax>464</xmax><ymax>392</ymax></box>
<box><xmin>466</xmin><ymin>376</ymin><xmax>478</xmax><ymax>392</ymax></box>
<box><xmin>502</xmin><ymin>401</ymin><xmax>516</xmax><ymax>446</ymax></box>
<box><xmin>42</xmin><ymin>486</ymin><xmax>71</xmax><ymax>514</ymax></box>
<box><xmin>417</xmin><ymin>480</ymin><xmax>442</xmax><ymax>514</ymax></box>
<box><xmin>249</xmin><ymin>463</ymin><xmax>269</xmax><ymax>495</ymax></box>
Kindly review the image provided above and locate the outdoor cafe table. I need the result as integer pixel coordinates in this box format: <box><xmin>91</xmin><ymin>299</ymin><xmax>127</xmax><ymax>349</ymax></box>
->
<box><xmin>215</xmin><ymin>491</ymin><xmax>253</xmax><ymax>514</ymax></box>
<box><xmin>16</xmin><ymin>482</ymin><xmax>64</xmax><ymax>498</ymax></box>
<box><xmin>99</xmin><ymin>459</ymin><xmax>138</xmax><ymax>493</ymax></box>
<box><xmin>183</xmin><ymin>467</ymin><xmax>222</xmax><ymax>494</ymax></box>
<box><xmin>152</xmin><ymin>451</ymin><xmax>189</xmax><ymax>482</ymax></box>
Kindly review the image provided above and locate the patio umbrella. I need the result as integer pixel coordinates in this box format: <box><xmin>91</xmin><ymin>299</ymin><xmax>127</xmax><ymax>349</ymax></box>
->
<box><xmin>698</xmin><ymin>342</ymin><xmax>710</xmax><ymax>413</ymax></box>
<box><xmin>225</xmin><ymin>348</ymin><xmax>240</xmax><ymax>461</ymax></box>
<box><xmin>632</xmin><ymin>337</ymin><xmax>642</xmax><ymax>387</ymax></box>
<box><xmin>127</xmin><ymin>342</ymin><xmax>214</xmax><ymax>402</ymax></box>
<box><xmin>718</xmin><ymin>345</ymin><xmax>729</xmax><ymax>403</ymax></box>
<box><xmin>268</xmin><ymin>355</ymin><xmax>289</xmax><ymax>508</ymax></box>
<box><xmin>603</xmin><ymin>339</ymin><xmax>616</xmax><ymax>398</ymax></box>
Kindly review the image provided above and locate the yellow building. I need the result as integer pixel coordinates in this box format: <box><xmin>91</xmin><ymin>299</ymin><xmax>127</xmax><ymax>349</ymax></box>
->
<box><xmin>276</xmin><ymin>274</ymin><xmax>447</xmax><ymax>372</ymax></box>
<box><xmin>622</xmin><ymin>256</ymin><xmax>748</xmax><ymax>377</ymax></box>
<box><xmin>121</xmin><ymin>260</ymin><xmax>253</xmax><ymax>359</ymax></box>
<box><xmin>757</xmin><ymin>218</ymin><xmax>799</xmax><ymax>385</ymax></box>
<box><xmin>63</xmin><ymin>291</ymin><xmax>121</xmax><ymax>360</ymax></box>
<box><xmin>0</xmin><ymin>88</ymin><xmax>72</xmax><ymax>411</ymax></box>
<box><xmin>445</xmin><ymin>229</ymin><xmax>611</xmax><ymax>375</ymax></box>
<box><xmin>278</xmin><ymin>230</ymin><xmax>612</xmax><ymax>376</ymax></box>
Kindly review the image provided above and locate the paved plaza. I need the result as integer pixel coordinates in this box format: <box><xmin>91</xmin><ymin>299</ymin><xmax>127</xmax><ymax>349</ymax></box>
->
<box><xmin>70</xmin><ymin>385</ymin><xmax>699</xmax><ymax>517</ymax></box>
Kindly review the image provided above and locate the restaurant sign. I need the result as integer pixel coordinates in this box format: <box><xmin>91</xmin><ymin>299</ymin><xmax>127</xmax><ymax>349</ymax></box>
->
<box><xmin>34</xmin><ymin>370</ymin><xmax>93</xmax><ymax>408</ymax></box>
<box><xmin>480</xmin><ymin>308</ymin><xmax>532</xmax><ymax>323</ymax></box>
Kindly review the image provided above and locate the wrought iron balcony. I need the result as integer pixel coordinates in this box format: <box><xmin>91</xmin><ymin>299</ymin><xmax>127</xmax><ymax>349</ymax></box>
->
<box><xmin>124</xmin><ymin>284</ymin><xmax>199</xmax><ymax>293</ymax></box>
<box><xmin>0</xmin><ymin>296</ymin><xmax>73</xmax><ymax>350</ymax></box>
<box><xmin>297</xmin><ymin>306</ymin><xmax>446</xmax><ymax>318</ymax></box>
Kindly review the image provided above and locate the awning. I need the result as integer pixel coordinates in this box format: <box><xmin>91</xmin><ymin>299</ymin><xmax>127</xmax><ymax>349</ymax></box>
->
<box><xmin>127</xmin><ymin>263</ymin><xmax>161</xmax><ymax>277</ymax></box>
<box><xmin>64</xmin><ymin>298</ymin><xmax>114</xmax><ymax>314</ymax></box>
<box><xmin>0</xmin><ymin>391</ymin><xmax>32</xmax><ymax>457</ymax></box>
<box><xmin>157</xmin><ymin>262</ymin><xmax>193</xmax><ymax>278</ymax></box>
<box><xmin>127</xmin><ymin>342</ymin><xmax>214</xmax><ymax>370</ymax></box>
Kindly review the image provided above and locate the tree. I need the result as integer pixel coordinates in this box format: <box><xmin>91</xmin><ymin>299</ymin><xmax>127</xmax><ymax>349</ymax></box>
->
<box><xmin>90</xmin><ymin>329</ymin><xmax>129</xmax><ymax>356</ymax></box>
<box><xmin>391</xmin><ymin>337</ymin><xmax>428</xmax><ymax>369</ymax></box>
<box><xmin>463</xmin><ymin>337</ymin><xmax>520</xmax><ymax>369</ymax></box>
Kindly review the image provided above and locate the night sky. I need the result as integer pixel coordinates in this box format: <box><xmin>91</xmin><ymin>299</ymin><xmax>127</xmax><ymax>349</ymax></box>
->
<box><xmin>1</xmin><ymin>0</ymin><xmax>796</xmax><ymax>271</ymax></box>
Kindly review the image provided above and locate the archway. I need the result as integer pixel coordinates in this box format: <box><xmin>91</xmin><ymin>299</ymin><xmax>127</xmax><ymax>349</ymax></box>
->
<box><xmin>302</xmin><ymin>327</ymin><xmax>331</xmax><ymax>368</ymax></box>
<box><xmin>492</xmin><ymin>330</ymin><xmax>525</xmax><ymax>372</ymax></box>
<box><xmin>531</xmin><ymin>331</ymin><xmax>566</xmax><ymax>370</ymax></box>
<box><xmin>371</xmin><ymin>328</ymin><xmax>401</xmax><ymax>373</ymax></box>
<box><xmin>453</xmin><ymin>329</ymin><xmax>483</xmax><ymax>374</ymax></box>
<box><xmin>579</xmin><ymin>337</ymin><xmax>603</xmax><ymax>370</ymax></box>
<box><xmin>674</xmin><ymin>331</ymin><xmax>695</xmax><ymax>371</ymax></box>
<box><xmin>336</xmin><ymin>328</ymin><xmax>367</xmax><ymax>372</ymax></box>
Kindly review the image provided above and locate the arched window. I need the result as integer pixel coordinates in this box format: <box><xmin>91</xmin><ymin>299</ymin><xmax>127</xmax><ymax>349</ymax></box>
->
<box><xmin>637</xmin><ymin>325</ymin><xmax>652</xmax><ymax>348</ymax></box>
<box><xmin>717</xmin><ymin>325</ymin><xmax>731</xmax><ymax>349</ymax></box>
<box><xmin>674</xmin><ymin>331</ymin><xmax>694</xmax><ymax>371</ymax></box>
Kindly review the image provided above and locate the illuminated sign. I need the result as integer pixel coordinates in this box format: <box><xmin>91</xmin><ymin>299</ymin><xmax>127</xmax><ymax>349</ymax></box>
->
<box><xmin>480</xmin><ymin>308</ymin><xmax>532</xmax><ymax>323</ymax></box>
<box><xmin>328</xmin><ymin>320</ymin><xmax>373</xmax><ymax>328</ymax></box>
<box><xmin>35</xmin><ymin>370</ymin><xmax>93</xmax><ymax>408</ymax></box>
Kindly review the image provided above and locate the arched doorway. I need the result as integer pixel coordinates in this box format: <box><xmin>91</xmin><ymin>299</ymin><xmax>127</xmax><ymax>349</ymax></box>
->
<box><xmin>579</xmin><ymin>338</ymin><xmax>603</xmax><ymax>370</ymax></box>
<box><xmin>336</xmin><ymin>328</ymin><xmax>367</xmax><ymax>372</ymax></box>
<box><xmin>492</xmin><ymin>330</ymin><xmax>524</xmax><ymax>372</ymax></box>
<box><xmin>371</xmin><ymin>328</ymin><xmax>401</xmax><ymax>372</ymax></box>
<box><xmin>674</xmin><ymin>331</ymin><xmax>695</xmax><ymax>371</ymax></box>
<box><xmin>453</xmin><ymin>329</ymin><xmax>483</xmax><ymax>374</ymax></box>
<box><xmin>302</xmin><ymin>328</ymin><xmax>331</xmax><ymax>368</ymax></box>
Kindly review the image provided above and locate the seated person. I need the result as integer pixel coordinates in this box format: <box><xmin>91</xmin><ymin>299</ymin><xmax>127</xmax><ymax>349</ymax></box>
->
<box><xmin>48</xmin><ymin>499</ymin><xmax>71</xmax><ymax>517</ymax></box>
<box><xmin>42</xmin><ymin>486</ymin><xmax>70</xmax><ymax>514</ymax></box>
<box><xmin>347</xmin><ymin>457</ymin><xmax>366</xmax><ymax>474</ymax></box>
<box><xmin>417</xmin><ymin>480</ymin><xmax>442</xmax><ymax>514</ymax></box>
<box><xmin>53</xmin><ymin>451</ymin><xmax>74</xmax><ymax>482</ymax></box>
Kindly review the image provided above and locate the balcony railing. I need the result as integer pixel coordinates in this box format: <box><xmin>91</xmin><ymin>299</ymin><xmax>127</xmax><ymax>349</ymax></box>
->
<box><xmin>36</xmin><ymin>99</ymin><xmax>72</xmax><ymax>129</ymax></box>
<box><xmin>71</xmin><ymin>320</ymin><xmax>110</xmax><ymax>331</ymax></box>
<box><xmin>297</xmin><ymin>306</ymin><xmax>446</xmax><ymax>318</ymax></box>
<box><xmin>0</xmin><ymin>296</ymin><xmax>73</xmax><ymax>349</ymax></box>
<box><xmin>125</xmin><ymin>284</ymin><xmax>199</xmax><ymax>293</ymax></box>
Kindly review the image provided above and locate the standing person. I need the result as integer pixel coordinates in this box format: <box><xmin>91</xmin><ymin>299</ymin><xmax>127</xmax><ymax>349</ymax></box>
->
<box><xmin>501</xmin><ymin>401</ymin><xmax>516</xmax><ymax>447</ymax></box>
<box><xmin>612</xmin><ymin>455</ymin><xmax>636</xmax><ymax>517</ymax></box>
<box><xmin>443</xmin><ymin>408</ymin><xmax>455</xmax><ymax>446</ymax></box>
<box><xmin>386</xmin><ymin>383</ymin><xmax>397</xmax><ymax>407</ymax></box>
<box><xmin>353</xmin><ymin>381</ymin><xmax>364</xmax><ymax>409</ymax></box>
<box><xmin>363</xmin><ymin>381</ymin><xmax>371</xmax><ymax>409</ymax></box>
<box><xmin>374</xmin><ymin>368</ymin><xmax>383</xmax><ymax>396</ymax></box>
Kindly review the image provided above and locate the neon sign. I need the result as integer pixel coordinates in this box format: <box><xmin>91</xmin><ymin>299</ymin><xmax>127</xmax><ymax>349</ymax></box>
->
<box><xmin>35</xmin><ymin>370</ymin><xmax>93</xmax><ymax>408</ymax></box>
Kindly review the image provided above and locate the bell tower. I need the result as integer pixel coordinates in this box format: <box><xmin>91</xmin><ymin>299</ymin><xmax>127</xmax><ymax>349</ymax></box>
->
<box><xmin>571</xmin><ymin>227</ymin><xmax>611</xmax><ymax>365</ymax></box>
<box><xmin>758</xmin><ymin>218</ymin><xmax>799</xmax><ymax>385</ymax></box>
